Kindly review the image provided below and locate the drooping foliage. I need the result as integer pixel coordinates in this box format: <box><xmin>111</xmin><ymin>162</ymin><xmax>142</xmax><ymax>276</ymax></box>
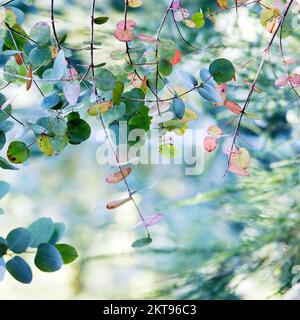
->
<box><xmin>0</xmin><ymin>0</ymin><xmax>299</xmax><ymax>288</ymax></box>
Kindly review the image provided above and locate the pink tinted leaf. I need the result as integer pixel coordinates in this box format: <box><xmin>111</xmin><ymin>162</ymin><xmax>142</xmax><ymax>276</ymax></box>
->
<box><xmin>105</xmin><ymin>167</ymin><xmax>132</xmax><ymax>184</ymax></box>
<box><xmin>228</xmin><ymin>165</ymin><xmax>249</xmax><ymax>176</ymax></box>
<box><xmin>228</xmin><ymin>147</ymin><xmax>250</xmax><ymax>176</ymax></box>
<box><xmin>289</xmin><ymin>74</ymin><xmax>300</xmax><ymax>88</ymax></box>
<box><xmin>62</xmin><ymin>69</ymin><xmax>80</xmax><ymax>105</ymax></box>
<box><xmin>172</xmin><ymin>1</ymin><xmax>181</xmax><ymax>9</ymax></box>
<box><xmin>283</xmin><ymin>57</ymin><xmax>296</xmax><ymax>65</ymax></box>
<box><xmin>116</xmin><ymin>19</ymin><xmax>136</xmax><ymax>30</ymax></box>
<box><xmin>62</xmin><ymin>81</ymin><xmax>80</xmax><ymax>105</ymax></box>
<box><xmin>174</xmin><ymin>8</ymin><xmax>189</xmax><ymax>21</ymax></box>
<box><xmin>114</xmin><ymin>28</ymin><xmax>135</xmax><ymax>42</ymax></box>
<box><xmin>136</xmin><ymin>34</ymin><xmax>156</xmax><ymax>43</ymax></box>
<box><xmin>204</xmin><ymin>136</ymin><xmax>217</xmax><ymax>152</ymax></box>
<box><xmin>127</xmin><ymin>72</ymin><xmax>143</xmax><ymax>88</ymax></box>
<box><xmin>136</xmin><ymin>213</ymin><xmax>164</xmax><ymax>228</ymax></box>
<box><xmin>275</xmin><ymin>75</ymin><xmax>289</xmax><ymax>87</ymax></box>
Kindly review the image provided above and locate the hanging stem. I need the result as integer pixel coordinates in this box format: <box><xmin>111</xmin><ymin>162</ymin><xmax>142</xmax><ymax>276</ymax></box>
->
<box><xmin>91</xmin><ymin>0</ymin><xmax>150</xmax><ymax>238</ymax></box>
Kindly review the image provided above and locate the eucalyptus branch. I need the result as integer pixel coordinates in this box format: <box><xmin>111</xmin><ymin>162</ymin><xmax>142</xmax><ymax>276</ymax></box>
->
<box><xmin>225</xmin><ymin>0</ymin><xmax>295</xmax><ymax>176</ymax></box>
<box><xmin>278</xmin><ymin>16</ymin><xmax>300</xmax><ymax>99</ymax></box>
<box><xmin>91</xmin><ymin>0</ymin><xmax>150</xmax><ymax>239</ymax></box>
<box><xmin>6</xmin><ymin>24</ymin><xmax>45</xmax><ymax>97</ymax></box>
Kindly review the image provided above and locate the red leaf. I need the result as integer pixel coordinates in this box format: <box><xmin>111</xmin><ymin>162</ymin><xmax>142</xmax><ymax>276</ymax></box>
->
<box><xmin>14</xmin><ymin>53</ymin><xmax>23</xmax><ymax>65</ymax></box>
<box><xmin>170</xmin><ymin>49</ymin><xmax>182</xmax><ymax>65</ymax></box>
<box><xmin>26</xmin><ymin>66</ymin><xmax>33</xmax><ymax>91</ymax></box>
<box><xmin>224</xmin><ymin>100</ymin><xmax>242</xmax><ymax>114</ymax></box>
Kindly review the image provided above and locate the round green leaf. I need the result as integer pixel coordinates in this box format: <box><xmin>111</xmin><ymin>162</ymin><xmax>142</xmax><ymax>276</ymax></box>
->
<box><xmin>122</xmin><ymin>88</ymin><xmax>145</xmax><ymax>114</ymax></box>
<box><xmin>67</xmin><ymin>118</ymin><xmax>91</xmax><ymax>145</ymax></box>
<box><xmin>6</xmin><ymin>256</ymin><xmax>32</xmax><ymax>284</ymax></box>
<box><xmin>67</xmin><ymin>112</ymin><xmax>80</xmax><ymax>121</ymax></box>
<box><xmin>55</xmin><ymin>244</ymin><xmax>78</xmax><ymax>264</ymax></box>
<box><xmin>158</xmin><ymin>60</ymin><xmax>173</xmax><ymax>77</ymax></box>
<box><xmin>0</xmin><ymin>237</ymin><xmax>8</xmax><ymax>257</ymax></box>
<box><xmin>6</xmin><ymin>227</ymin><xmax>31</xmax><ymax>254</ymax></box>
<box><xmin>192</xmin><ymin>12</ymin><xmax>205</xmax><ymax>29</ymax></box>
<box><xmin>131</xmin><ymin>237</ymin><xmax>152</xmax><ymax>248</ymax></box>
<box><xmin>7</xmin><ymin>141</ymin><xmax>30</xmax><ymax>164</ymax></box>
<box><xmin>35</xmin><ymin>243</ymin><xmax>63</xmax><ymax>272</ymax></box>
<box><xmin>158</xmin><ymin>39</ymin><xmax>176</xmax><ymax>60</ymax></box>
<box><xmin>27</xmin><ymin>217</ymin><xmax>55</xmax><ymax>248</ymax></box>
<box><xmin>30</xmin><ymin>21</ymin><xmax>50</xmax><ymax>45</ymax></box>
<box><xmin>95</xmin><ymin>68</ymin><xmax>116</xmax><ymax>91</ymax></box>
<box><xmin>209</xmin><ymin>58</ymin><xmax>235</xmax><ymax>83</ymax></box>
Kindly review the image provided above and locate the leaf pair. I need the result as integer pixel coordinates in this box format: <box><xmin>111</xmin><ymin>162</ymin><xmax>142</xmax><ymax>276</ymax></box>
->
<box><xmin>204</xmin><ymin>125</ymin><xmax>222</xmax><ymax>153</ymax></box>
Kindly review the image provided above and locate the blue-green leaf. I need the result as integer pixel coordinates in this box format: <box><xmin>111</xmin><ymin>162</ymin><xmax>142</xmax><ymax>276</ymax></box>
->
<box><xmin>27</xmin><ymin>218</ymin><xmax>55</xmax><ymax>248</ymax></box>
<box><xmin>95</xmin><ymin>68</ymin><xmax>116</xmax><ymax>91</ymax></box>
<box><xmin>0</xmin><ymin>181</ymin><xmax>10</xmax><ymax>199</ymax></box>
<box><xmin>30</xmin><ymin>21</ymin><xmax>50</xmax><ymax>45</ymax></box>
<box><xmin>0</xmin><ymin>130</ymin><xmax>5</xmax><ymax>151</ymax></box>
<box><xmin>52</xmin><ymin>49</ymin><xmax>67</xmax><ymax>80</ymax></box>
<box><xmin>6</xmin><ymin>227</ymin><xmax>31</xmax><ymax>254</ymax></box>
<box><xmin>172</xmin><ymin>97</ymin><xmax>185</xmax><ymax>120</ymax></box>
<box><xmin>6</xmin><ymin>256</ymin><xmax>32</xmax><ymax>284</ymax></box>
<box><xmin>200</xmin><ymin>68</ymin><xmax>217</xmax><ymax>87</ymax></box>
<box><xmin>28</xmin><ymin>47</ymin><xmax>51</xmax><ymax>67</ymax></box>
<box><xmin>40</xmin><ymin>92</ymin><xmax>60</xmax><ymax>109</ymax></box>
<box><xmin>35</xmin><ymin>243</ymin><xmax>63</xmax><ymax>272</ymax></box>
<box><xmin>48</xmin><ymin>223</ymin><xmax>65</xmax><ymax>244</ymax></box>
<box><xmin>131</xmin><ymin>237</ymin><xmax>152</xmax><ymax>248</ymax></box>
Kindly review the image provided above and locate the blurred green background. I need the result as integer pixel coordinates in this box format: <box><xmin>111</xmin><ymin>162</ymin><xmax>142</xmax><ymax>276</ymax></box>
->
<box><xmin>1</xmin><ymin>0</ymin><xmax>300</xmax><ymax>299</ymax></box>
